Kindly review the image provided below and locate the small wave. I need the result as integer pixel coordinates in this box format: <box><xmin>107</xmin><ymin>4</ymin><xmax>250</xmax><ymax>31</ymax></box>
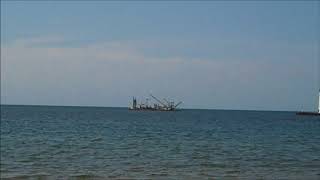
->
<box><xmin>200</xmin><ymin>163</ymin><xmax>227</xmax><ymax>168</ymax></box>
<box><xmin>69</xmin><ymin>174</ymin><xmax>104</xmax><ymax>180</ymax></box>
<box><xmin>91</xmin><ymin>137</ymin><xmax>103</xmax><ymax>142</ymax></box>
<box><xmin>128</xmin><ymin>166</ymin><xmax>144</xmax><ymax>172</ymax></box>
<box><xmin>1</xmin><ymin>173</ymin><xmax>50</xmax><ymax>180</ymax></box>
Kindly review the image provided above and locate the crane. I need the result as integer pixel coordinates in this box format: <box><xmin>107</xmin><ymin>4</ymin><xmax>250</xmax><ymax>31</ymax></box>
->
<box><xmin>149</xmin><ymin>94</ymin><xmax>167</xmax><ymax>107</ymax></box>
<box><xmin>174</xmin><ymin>101</ymin><xmax>182</xmax><ymax>108</ymax></box>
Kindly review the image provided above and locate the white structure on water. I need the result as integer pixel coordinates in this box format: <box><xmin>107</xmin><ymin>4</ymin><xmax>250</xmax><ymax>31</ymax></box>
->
<box><xmin>318</xmin><ymin>90</ymin><xmax>320</xmax><ymax>113</ymax></box>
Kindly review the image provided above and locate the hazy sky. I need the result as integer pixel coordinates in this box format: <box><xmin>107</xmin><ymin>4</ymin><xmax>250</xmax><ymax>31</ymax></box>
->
<box><xmin>1</xmin><ymin>1</ymin><xmax>319</xmax><ymax>111</ymax></box>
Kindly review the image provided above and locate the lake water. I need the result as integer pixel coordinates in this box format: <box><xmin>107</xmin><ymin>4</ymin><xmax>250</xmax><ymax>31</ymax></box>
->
<box><xmin>1</xmin><ymin>105</ymin><xmax>320</xmax><ymax>179</ymax></box>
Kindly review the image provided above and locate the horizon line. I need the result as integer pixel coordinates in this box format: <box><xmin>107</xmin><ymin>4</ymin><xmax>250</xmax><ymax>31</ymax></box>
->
<box><xmin>0</xmin><ymin>103</ymin><xmax>295</xmax><ymax>113</ymax></box>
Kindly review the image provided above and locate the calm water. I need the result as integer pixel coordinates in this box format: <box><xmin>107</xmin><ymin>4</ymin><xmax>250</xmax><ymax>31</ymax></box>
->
<box><xmin>1</xmin><ymin>105</ymin><xmax>320</xmax><ymax>179</ymax></box>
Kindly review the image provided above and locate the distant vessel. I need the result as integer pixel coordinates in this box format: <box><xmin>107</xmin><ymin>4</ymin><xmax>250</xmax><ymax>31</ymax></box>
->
<box><xmin>129</xmin><ymin>94</ymin><xmax>182</xmax><ymax>111</ymax></box>
<box><xmin>296</xmin><ymin>89</ymin><xmax>320</xmax><ymax>116</ymax></box>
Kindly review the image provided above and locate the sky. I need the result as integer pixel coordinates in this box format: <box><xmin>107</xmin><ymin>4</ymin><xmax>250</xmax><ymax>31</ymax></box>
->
<box><xmin>1</xmin><ymin>1</ymin><xmax>319</xmax><ymax>111</ymax></box>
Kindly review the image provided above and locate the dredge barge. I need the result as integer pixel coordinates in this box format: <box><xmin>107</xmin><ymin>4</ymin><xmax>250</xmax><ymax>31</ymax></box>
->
<box><xmin>129</xmin><ymin>94</ymin><xmax>182</xmax><ymax>111</ymax></box>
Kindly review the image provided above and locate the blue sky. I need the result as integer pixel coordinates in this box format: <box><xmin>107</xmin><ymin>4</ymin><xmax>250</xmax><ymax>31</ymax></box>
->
<box><xmin>1</xmin><ymin>1</ymin><xmax>319</xmax><ymax>111</ymax></box>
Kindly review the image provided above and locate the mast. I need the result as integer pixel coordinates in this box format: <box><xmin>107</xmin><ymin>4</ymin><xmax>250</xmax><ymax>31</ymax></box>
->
<box><xmin>318</xmin><ymin>89</ymin><xmax>320</xmax><ymax>113</ymax></box>
<box><xmin>133</xmin><ymin>97</ymin><xmax>137</xmax><ymax>109</ymax></box>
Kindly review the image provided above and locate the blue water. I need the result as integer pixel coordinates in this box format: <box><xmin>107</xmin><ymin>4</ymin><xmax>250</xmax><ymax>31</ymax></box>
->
<box><xmin>1</xmin><ymin>105</ymin><xmax>320</xmax><ymax>179</ymax></box>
